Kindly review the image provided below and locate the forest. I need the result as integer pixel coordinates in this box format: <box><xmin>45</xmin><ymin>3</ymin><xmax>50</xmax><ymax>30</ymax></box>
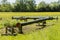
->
<box><xmin>0</xmin><ymin>0</ymin><xmax>60</xmax><ymax>12</ymax></box>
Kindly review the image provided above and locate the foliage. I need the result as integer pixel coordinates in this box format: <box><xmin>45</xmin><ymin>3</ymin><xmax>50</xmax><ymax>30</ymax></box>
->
<box><xmin>4</xmin><ymin>20</ymin><xmax>18</xmax><ymax>27</ymax></box>
<box><xmin>0</xmin><ymin>0</ymin><xmax>13</xmax><ymax>12</ymax></box>
<box><xmin>0</xmin><ymin>0</ymin><xmax>60</xmax><ymax>12</ymax></box>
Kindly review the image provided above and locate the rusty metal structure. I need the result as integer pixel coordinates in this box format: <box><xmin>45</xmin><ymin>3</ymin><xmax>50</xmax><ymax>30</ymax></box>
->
<box><xmin>1</xmin><ymin>16</ymin><xmax>58</xmax><ymax>36</ymax></box>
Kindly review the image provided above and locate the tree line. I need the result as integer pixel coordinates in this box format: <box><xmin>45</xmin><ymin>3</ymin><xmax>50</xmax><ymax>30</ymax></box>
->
<box><xmin>0</xmin><ymin>0</ymin><xmax>60</xmax><ymax>12</ymax></box>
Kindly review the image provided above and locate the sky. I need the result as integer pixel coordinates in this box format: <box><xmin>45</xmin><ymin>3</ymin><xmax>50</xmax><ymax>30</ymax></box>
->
<box><xmin>35</xmin><ymin>0</ymin><xmax>58</xmax><ymax>4</ymax></box>
<box><xmin>0</xmin><ymin>0</ymin><xmax>59</xmax><ymax>4</ymax></box>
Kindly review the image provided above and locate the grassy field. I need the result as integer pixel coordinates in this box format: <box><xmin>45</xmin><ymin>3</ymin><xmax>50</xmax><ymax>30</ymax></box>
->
<box><xmin>0</xmin><ymin>12</ymin><xmax>60</xmax><ymax>40</ymax></box>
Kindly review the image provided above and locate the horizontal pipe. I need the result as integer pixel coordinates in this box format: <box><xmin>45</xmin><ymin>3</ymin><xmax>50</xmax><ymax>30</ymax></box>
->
<box><xmin>20</xmin><ymin>17</ymin><xmax>55</xmax><ymax>26</ymax></box>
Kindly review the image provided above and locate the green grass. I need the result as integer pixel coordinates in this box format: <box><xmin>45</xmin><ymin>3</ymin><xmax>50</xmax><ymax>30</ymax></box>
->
<box><xmin>0</xmin><ymin>12</ymin><xmax>60</xmax><ymax>40</ymax></box>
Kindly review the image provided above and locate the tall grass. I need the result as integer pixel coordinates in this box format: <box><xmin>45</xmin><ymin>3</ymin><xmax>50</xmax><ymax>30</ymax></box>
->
<box><xmin>0</xmin><ymin>12</ymin><xmax>60</xmax><ymax>40</ymax></box>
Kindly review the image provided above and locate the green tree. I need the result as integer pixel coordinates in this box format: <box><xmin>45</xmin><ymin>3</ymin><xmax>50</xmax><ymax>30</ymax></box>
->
<box><xmin>14</xmin><ymin>0</ymin><xmax>27</xmax><ymax>12</ymax></box>
<box><xmin>37</xmin><ymin>1</ymin><xmax>48</xmax><ymax>11</ymax></box>
<box><xmin>0</xmin><ymin>0</ymin><xmax>13</xmax><ymax>12</ymax></box>
<box><xmin>14</xmin><ymin>0</ymin><xmax>36</xmax><ymax>12</ymax></box>
<box><xmin>49</xmin><ymin>2</ymin><xmax>59</xmax><ymax>11</ymax></box>
<box><xmin>26</xmin><ymin>0</ymin><xmax>36</xmax><ymax>12</ymax></box>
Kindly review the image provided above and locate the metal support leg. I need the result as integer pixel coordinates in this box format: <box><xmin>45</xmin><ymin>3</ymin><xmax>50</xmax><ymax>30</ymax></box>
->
<box><xmin>5</xmin><ymin>27</ymin><xmax>8</xmax><ymax>35</ymax></box>
<box><xmin>42</xmin><ymin>21</ymin><xmax>46</xmax><ymax>28</ymax></box>
<box><xmin>36</xmin><ymin>22</ymin><xmax>41</xmax><ymax>26</ymax></box>
<box><xmin>38</xmin><ymin>22</ymin><xmax>40</xmax><ymax>26</ymax></box>
<box><xmin>24</xmin><ymin>19</ymin><xmax>27</xmax><ymax>22</ymax></box>
<box><xmin>11</xmin><ymin>27</ymin><xmax>17</xmax><ymax>36</ymax></box>
<box><xmin>18</xmin><ymin>26</ymin><xmax>23</xmax><ymax>34</ymax></box>
<box><xmin>12</xmin><ymin>27</ymin><xmax>14</xmax><ymax>35</ymax></box>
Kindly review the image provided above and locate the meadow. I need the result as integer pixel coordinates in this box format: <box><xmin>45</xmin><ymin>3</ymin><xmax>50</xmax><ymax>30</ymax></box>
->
<box><xmin>0</xmin><ymin>12</ymin><xmax>60</xmax><ymax>40</ymax></box>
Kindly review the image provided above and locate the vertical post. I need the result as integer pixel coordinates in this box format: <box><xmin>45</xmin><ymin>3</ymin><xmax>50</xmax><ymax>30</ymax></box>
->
<box><xmin>16</xmin><ymin>23</ymin><xmax>23</xmax><ymax>34</ymax></box>
<box><xmin>38</xmin><ymin>22</ymin><xmax>40</xmax><ymax>26</ymax></box>
<box><xmin>5</xmin><ymin>27</ymin><xmax>7</xmax><ymax>35</ymax></box>
<box><xmin>11</xmin><ymin>27</ymin><xmax>14</xmax><ymax>35</ymax></box>
<box><xmin>24</xmin><ymin>19</ymin><xmax>27</xmax><ymax>22</ymax></box>
<box><xmin>18</xmin><ymin>25</ymin><xmax>23</xmax><ymax>34</ymax></box>
<box><xmin>11</xmin><ymin>27</ymin><xmax>17</xmax><ymax>36</ymax></box>
<box><xmin>42</xmin><ymin>21</ymin><xmax>46</xmax><ymax>28</ymax></box>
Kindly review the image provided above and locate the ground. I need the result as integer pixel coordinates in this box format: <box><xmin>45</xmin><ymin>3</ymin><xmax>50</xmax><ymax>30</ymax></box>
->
<box><xmin>0</xmin><ymin>12</ymin><xmax>60</xmax><ymax>40</ymax></box>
